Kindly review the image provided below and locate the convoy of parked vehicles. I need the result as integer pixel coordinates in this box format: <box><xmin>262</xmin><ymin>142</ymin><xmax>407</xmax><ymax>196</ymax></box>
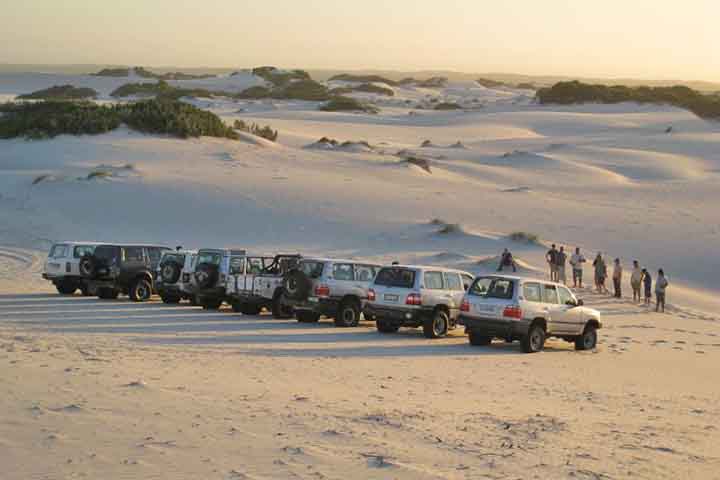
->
<box><xmin>42</xmin><ymin>241</ymin><xmax>603</xmax><ymax>353</ymax></box>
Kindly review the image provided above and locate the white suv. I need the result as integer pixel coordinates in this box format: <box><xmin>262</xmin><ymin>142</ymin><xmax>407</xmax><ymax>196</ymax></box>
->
<box><xmin>191</xmin><ymin>248</ymin><xmax>248</xmax><ymax>310</ymax></box>
<box><xmin>364</xmin><ymin>265</ymin><xmax>475</xmax><ymax>338</ymax></box>
<box><xmin>282</xmin><ymin>258</ymin><xmax>382</xmax><ymax>326</ymax></box>
<box><xmin>156</xmin><ymin>250</ymin><xmax>198</xmax><ymax>304</ymax></box>
<box><xmin>458</xmin><ymin>275</ymin><xmax>602</xmax><ymax>353</ymax></box>
<box><xmin>42</xmin><ymin>242</ymin><xmax>103</xmax><ymax>295</ymax></box>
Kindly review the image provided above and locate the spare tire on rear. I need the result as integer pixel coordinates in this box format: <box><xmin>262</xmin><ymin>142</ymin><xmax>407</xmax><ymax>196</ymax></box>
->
<box><xmin>79</xmin><ymin>255</ymin><xmax>96</xmax><ymax>278</ymax></box>
<box><xmin>194</xmin><ymin>263</ymin><xmax>219</xmax><ymax>289</ymax></box>
<box><xmin>160</xmin><ymin>261</ymin><xmax>182</xmax><ymax>284</ymax></box>
<box><xmin>283</xmin><ymin>269</ymin><xmax>312</xmax><ymax>301</ymax></box>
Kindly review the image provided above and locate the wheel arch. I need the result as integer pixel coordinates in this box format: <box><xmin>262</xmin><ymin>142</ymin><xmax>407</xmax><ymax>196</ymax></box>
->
<box><xmin>584</xmin><ymin>319</ymin><xmax>601</xmax><ymax>331</ymax></box>
<box><xmin>531</xmin><ymin>317</ymin><xmax>547</xmax><ymax>332</ymax></box>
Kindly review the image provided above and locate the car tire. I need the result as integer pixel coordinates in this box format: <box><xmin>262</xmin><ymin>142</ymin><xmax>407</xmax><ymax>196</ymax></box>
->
<box><xmin>335</xmin><ymin>300</ymin><xmax>361</xmax><ymax>327</ymax></box>
<box><xmin>575</xmin><ymin>325</ymin><xmax>598</xmax><ymax>351</ymax></box>
<box><xmin>97</xmin><ymin>288</ymin><xmax>119</xmax><ymax>300</ymax></box>
<box><xmin>271</xmin><ymin>293</ymin><xmax>293</xmax><ymax>319</ymax></box>
<box><xmin>376</xmin><ymin>318</ymin><xmax>399</xmax><ymax>333</ymax></box>
<box><xmin>79</xmin><ymin>283</ymin><xmax>96</xmax><ymax>297</ymax></box>
<box><xmin>201</xmin><ymin>298</ymin><xmax>223</xmax><ymax>310</ymax></box>
<box><xmin>468</xmin><ymin>331</ymin><xmax>492</xmax><ymax>346</ymax></box>
<box><xmin>297</xmin><ymin>311</ymin><xmax>321</xmax><ymax>323</ymax></box>
<box><xmin>160</xmin><ymin>261</ymin><xmax>181</xmax><ymax>284</ymax></box>
<box><xmin>521</xmin><ymin>324</ymin><xmax>546</xmax><ymax>353</ymax></box>
<box><xmin>189</xmin><ymin>295</ymin><xmax>199</xmax><ymax>306</ymax></box>
<box><xmin>161</xmin><ymin>294</ymin><xmax>181</xmax><ymax>304</ymax></box>
<box><xmin>56</xmin><ymin>281</ymin><xmax>77</xmax><ymax>295</ymax></box>
<box><xmin>423</xmin><ymin>310</ymin><xmax>449</xmax><ymax>339</ymax></box>
<box><xmin>129</xmin><ymin>279</ymin><xmax>152</xmax><ymax>302</ymax></box>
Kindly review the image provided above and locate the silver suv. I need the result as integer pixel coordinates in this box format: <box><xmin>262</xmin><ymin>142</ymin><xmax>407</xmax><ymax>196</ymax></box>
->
<box><xmin>191</xmin><ymin>248</ymin><xmax>248</xmax><ymax>310</ymax></box>
<box><xmin>459</xmin><ymin>275</ymin><xmax>602</xmax><ymax>353</ymax></box>
<box><xmin>156</xmin><ymin>250</ymin><xmax>198</xmax><ymax>304</ymax></box>
<box><xmin>225</xmin><ymin>254</ymin><xmax>302</xmax><ymax>318</ymax></box>
<box><xmin>282</xmin><ymin>258</ymin><xmax>382</xmax><ymax>326</ymax></box>
<box><xmin>364</xmin><ymin>265</ymin><xmax>475</xmax><ymax>338</ymax></box>
<box><xmin>42</xmin><ymin>242</ymin><xmax>103</xmax><ymax>295</ymax></box>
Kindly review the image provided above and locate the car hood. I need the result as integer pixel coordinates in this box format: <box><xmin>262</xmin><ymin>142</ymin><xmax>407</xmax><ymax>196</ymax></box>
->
<box><xmin>578</xmin><ymin>306</ymin><xmax>601</xmax><ymax>319</ymax></box>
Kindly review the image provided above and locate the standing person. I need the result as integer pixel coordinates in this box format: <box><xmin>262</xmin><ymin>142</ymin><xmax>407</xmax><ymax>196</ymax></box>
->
<box><xmin>612</xmin><ymin>258</ymin><xmax>623</xmax><ymax>298</ymax></box>
<box><xmin>497</xmin><ymin>248</ymin><xmax>517</xmax><ymax>272</ymax></box>
<box><xmin>557</xmin><ymin>246</ymin><xmax>567</xmax><ymax>285</ymax></box>
<box><xmin>569</xmin><ymin>247</ymin><xmax>586</xmax><ymax>288</ymax></box>
<box><xmin>642</xmin><ymin>268</ymin><xmax>653</xmax><ymax>306</ymax></box>
<box><xmin>655</xmin><ymin>269</ymin><xmax>669</xmax><ymax>313</ymax></box>
<box><xmin>593</xmin><ymin>253</ymin><xmax>607</xmax><ymax>293</ymax></box>
<box><xmin>630</xmin><ymin>260</ymin><xmax>643</xmax><ymax>302</ymax></box>
<box><xmin>546</xmin><ymin>244</ymin><xmax>558</xmax><ymax>281</ymax></box>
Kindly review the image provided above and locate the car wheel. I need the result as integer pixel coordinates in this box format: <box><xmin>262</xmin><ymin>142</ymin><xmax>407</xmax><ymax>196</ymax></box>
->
<box><xmin>376</xmin><ymin>318</ymin><xmax>399</xmax><ymax>333</ymax></box>
<box><xmin>271</xmin><ymin>293</ymin><xmax>293</xmax><ymax>319</ymax></box>
<box><xmin>575</xmin><ymin>325</ymin><xmax>598</xmax><ymax>351</ymax></box>
<box><xmin>335</xmin><ymin>300</ymin><xmax>360</xmax><ymax>327</ymax></box>
<box><xmin>97</xmin><ymin>288</ymin><xmax>119</xmax><ymax>300</ymax></box>
<box><xmin>521</xmin><ymin>324</ymin><xmax>546</xmax><ymax>353</ymax></box>
<box><xmin>201</xmin><ymin>298</ymin><xmax>223</xmax><ymax>310</ymax></box>
<box><xmin>129</xmin><ymin>279</ymin><xmax>152</xmax><ymax>302</ymax></box>
<box><xmin>297</xmin><ymin>311</ymin><xmax>321</xmax><ymax>323</ymax></box>
<box><xmin>423</xmin><ymin>310</ymin><xmax>449</xmax><ymax>339</ymax></box>
<box><xmin>55</xmin><ymin>281</ymin><xmax>77</xmax><ymax>295</ymax></box>
<box><xmin>468</xmin><ymin>331</ymin><xmax>492</xmax><ymax>346</ymax></box>
<box><xmin>161</xmin><ymin>294</ymin><xmax>181</xmax><ymax>304</ymax></box>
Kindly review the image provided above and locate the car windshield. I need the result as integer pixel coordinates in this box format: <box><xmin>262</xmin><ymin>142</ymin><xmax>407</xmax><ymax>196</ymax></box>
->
<box><xmin>375</xmin><ymin>267</ymin><xmax>416</xmax><ymax>288</ymax></box>
<box><xmin>469</xmin><ymin>277</ymin><xmax>515</xmax><ymax>300</ymax></box>
<box><xmin>49</xmin><ymin>244</ymin><xmax>69</xmax><ymax>258</ymax></box>
<box><xmin>197</xmin><ymin>252</ymin><xmax>222</xmax><ymax>265</ymax></box>
<box><xmin>299</xmin><ymin>261</ymin><xmax>324</xmax><ymax>279</ymax></box>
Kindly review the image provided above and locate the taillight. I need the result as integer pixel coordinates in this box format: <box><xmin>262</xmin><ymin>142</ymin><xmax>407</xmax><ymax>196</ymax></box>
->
<box><xmin>405</xmin><ymin>293</ymin><xmax>422</xmax><ymax>306</ymax></box>
<box><xmin>367</xmin><ymin>289</ymin><xmax>376</xmax><ymax>302</ymax></box>
<box><xmin>315</xmin><ymin>284</ymin><xmax>330</xmax><ymax>297</ymax></box>
<box><xmin>503</xmin><ymin>305</ymin><xmax>522</xmax><ymax>319</ymax></box>
<box><xmin>460</xmin><ymin>299</ymin><xmax>470</xmax><ymax>312</ymax></box>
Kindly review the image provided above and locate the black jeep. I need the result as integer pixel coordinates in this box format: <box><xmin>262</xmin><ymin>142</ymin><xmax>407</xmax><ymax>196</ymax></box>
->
<box><xmin>79</xmin><ymin>244</ymin><xmax>171</xmax><ymax>301</ymax></box>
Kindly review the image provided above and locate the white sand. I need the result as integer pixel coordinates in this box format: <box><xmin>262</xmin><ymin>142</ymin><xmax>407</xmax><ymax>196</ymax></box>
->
<box><xmin>1</xmin><ymin>73</ymin><xmax>720</xmax><ymax>478</ymax></box>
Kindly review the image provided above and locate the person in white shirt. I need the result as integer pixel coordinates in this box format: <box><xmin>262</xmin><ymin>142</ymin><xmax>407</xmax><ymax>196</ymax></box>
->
<box><xmin>630</xmin><ymin>260</ymin><xmax>643</xmax><ymax>302</ymax></box>
<box><xmin>655</xmin><ymin>269</ymin><xmax>669</xmax><ymax>313</ymax></box>
<box><xmin>569</xmin><ymin>247</ymin><xmax>586</xmax><ymax>288</ymax></box>
<box><xmin>612</xmin><ymin>258</ymin><xmax>623</xmax><ymax>298</ymax></box>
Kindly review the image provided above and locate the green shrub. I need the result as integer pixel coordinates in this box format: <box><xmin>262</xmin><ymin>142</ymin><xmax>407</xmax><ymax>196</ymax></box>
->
<box><xmin>273</xmin><ymin>80</ymin><xmax>330</xmax><ymax>101</ymax></box>
<box><xmin>111</xmin><ymin>81</ymin><xmax>232</xmax><ymax>101</ymax></box>
<box><xmin>18</xmin><ymin>85</ymin><xmax>97</xmax><ymax>100</ymax></box>
<box><xmin>516</xmin><ymin>82</ymin><xmax>536</xmax><ymax>90</ymax></box>
<box><xmin>434</xmin><ymin>102</ymin><xmax>462</xmax><ymax>110</ymax></box>
<box><xmin>537</xmin><ymin>81</ymin><xmax>720</xmax><ymax>120</ymax></box>
<box><xmin>121</xmin><ymin>100</ymin><xmax>238</xmax><ymax>139</ymax></box>
<box><xmin>252</xmin><ymin>67</ymin><xmax>311</xmax><ymax>86</ymax></box>
<box><xmin>93</xmin><ymin>68</ymin><xmax>131</xmax><ymax>77</ymax></box>
<box><xmin>476</xmin><ymin>78</ymin><xmax>506</xmax><ymax>88</ymax></box>
<box><xmin>233</xmin><ymin>119</ymin><xmax>278</xmax><ymax>142</ymax></box>
<box><xmin>508</xmin><ymin>231</ymin><xmax>540</xmax><ymax>244</ymax></box>
<box><xmin>329</xmin><ymin>74</ymin><xmax>398</xmax><ymax>86</ymax></box>
<box><xmin>352</xmin><ymin>83</ymin><xmax>394</xmax><ymax>96</ymax></box>
<box><xmin>236</xmin><ymin>86</ymin><xmax>273</xmax><ymax>99</ymax></box>
<box><xmin>319</xmin><ymin>96</ymin><xmax>379</xmax><ymax>113</ymax></box>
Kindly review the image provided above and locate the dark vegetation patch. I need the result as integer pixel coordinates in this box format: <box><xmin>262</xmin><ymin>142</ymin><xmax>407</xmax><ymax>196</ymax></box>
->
<box><xmin>252</xmin><ymin>67</ymin><xmax>311</xmax><ymax>87</ymax></box>
<box><xmin>320</xmin><ymin>96</ymin><xmax>379</xmax><ymax>114</ymax></box>
<box><xmin>18</xmin><ymin>85</ymin><xmax>98</xmax><ymax>100</ymax></box>
<box><xmin>403</xmin><ymin>156</ymin><xmax>432</xmax><ymax>173</ymax></box>
<box><xmin>434</xmin><ymin>102</ymin><xmax>462</xmax><ymax>111</ymax></box>
<box><xmin>0</xmin><ymin>100</ymin><xmax>238</xmax><ymax>140</ymax></box>
<box><xmin>329</xmin><ymin>74</ymin><xmax>398</xmax><ymax>86</ymax></box>
<box><xmin>508</xmin><ymin>231</ymin><xmax>541</xmax><ymax>244</ymax></box>
<box><xmin>233</xmin><ymin>119</ymin><xmax>278</xmax><ymax>142</ymax></box>
<box><xmin>236</xmin><ymin>85</ymin><xmax>273</xmax><ymax>99</ymax></box>
<box><xmin>537</xmin><ymin>81</ymin><xmax>720</xmax><ymax>120</ymax></box>
<box><xmin>273</xmin><ymin>80</ymin><xmax>330</xmax><ymax>101</ymax></box>
<box><xmin>476</xmin><ymin>78</ymin><xmax>507</xmax><ymax>88</ymax></box>
<box><xmin>350</xmin><ymin>83</ymin><xmax>394</xmax><ymax>96</ymax></box>
<box><xmin>399</xmin><ymin>77</ymin><xmax>448</xmax><ymax>88</ymax></box>
<box><xmin>110</xmin><ymin>80</ymin><xmax>233</xmax><ymax>100</ymax></box>
<box><xmin>93</xmin><ymin>67</ymin><xmax>214</xmax><ymax>80</ymax></box>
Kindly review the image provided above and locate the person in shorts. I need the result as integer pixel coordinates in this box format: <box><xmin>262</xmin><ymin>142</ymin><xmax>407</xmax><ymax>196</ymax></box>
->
<box><xmin>593</xmin><ymin>253</ymin><xmax>608</xmax><ymax>293</ymax></box>
<box><xmin>546</xmin><ymin>244</ymin><xmax>558</xmax><ymax>281</ymax></box>
<box><xmin>655</xmin><ymin>269</ymin><xmax>669</xmax><ymax>313</ymax></box>
<box><xmin>642</xmin><ymin>268</ymin><xmax>652</xmax><ymax>306</ymax></box>
<box><xmin>556</xmin><ymin>246</ymin><xmax>567</xmax><ymax>285</ymax></box>
<box><xmin>569</xmin><ymin>247</ymin><xmax>586</xmax><ymax>288</ymax></box>
<box><xmin>612</xmin><ymin>258</ymin><xmax>623</xmax><ymax>298</ymax></box>
<box><xmin>630</xmin><ymin>260</ymin><xmax>643</xmax><ymax>302</ymax></box>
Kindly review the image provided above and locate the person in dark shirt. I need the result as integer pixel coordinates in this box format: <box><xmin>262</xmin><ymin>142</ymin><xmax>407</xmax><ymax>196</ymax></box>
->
<box><xmin>546</xmin><ymin>244</ymin><xmax>558</xmax><ymax>281</ymax></box>
<box><xmin>642</xmin><ymin>268</ymin><xmax>653</xmax><ymax>306</ymax></box>
<box><xmin>497</xmin><ymin>248</ymin><xmax>517</xmax><ymax>272</ymax></box>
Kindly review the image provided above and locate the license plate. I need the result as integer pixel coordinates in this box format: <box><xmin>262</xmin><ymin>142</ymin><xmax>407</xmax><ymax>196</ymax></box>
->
<box><xmin>474</xmin><ymin>304</ymin><xmax>495</xmax><ymax>313</ymax></box>
<box><xmin>308</xmin><ymin>296</ymin><xmax>319</xmax><ymax>303</ymax></box>
<box><xmin>384</xmin><ymin>294</ymin><xmax>399</xmax><ymax>302</ymax></box>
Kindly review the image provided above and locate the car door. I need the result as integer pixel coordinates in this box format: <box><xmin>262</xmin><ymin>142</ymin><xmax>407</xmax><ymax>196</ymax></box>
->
<box><xmin>330</xmin><ymin>263</ymin><xmax>355</xmax><ymax>297</ymax></box>
<box><xmin>423</xmin><ymin>271</ymin><xmax>446</xmax><ymax>307</ymax></box>
<box><xmin>557</xmin><ymin>286</ymin><xmax>583</xmax><ymax>334</ymax></box>
<box><xmin>121</xmin><ymin>247</ymin><xmax>145</xmax><ymax>283</ymax></box>
<box><xmin>541</xmin><ymin>284</ymin><xmax>563</xmax><ymax>334</ymax></box>
<box><xmin>227</xmin><ymin>256</ymin><xmax>246</xmax><ymax>295</ymax></box>
<box><xmin>443</xmin><ymin>272</ymin><xmax>464</xmax><ymax>311</ymax></box>
<box><xmin>354</xmin><ymin>264</ymin><xmax>378</xmax><ymax>299</ymax></box>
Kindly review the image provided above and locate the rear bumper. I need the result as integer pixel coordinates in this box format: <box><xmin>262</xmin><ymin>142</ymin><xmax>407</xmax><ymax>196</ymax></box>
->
<box><xmin>459</xmin><ymin>315</ymin><xmax>531</xmax><ymax>339</ymax></box>
<box><xmin>293</xmin><ymin>297</ymin><xmax>340</xmax><ymax>316</ymax></box>
<box><xmin>196</xmin><ymin>287</ymin><xmax>227</xmax><ymax>301</ymax></box>
<box><xmin>363</xmin><ymin>304</ymin><xmax>433</xmax><ymax>326</ymax></box>
<box><xmin>157</xmin><ymin>283</ymin><xmax>182</xmax><ymax>295</ymax></box>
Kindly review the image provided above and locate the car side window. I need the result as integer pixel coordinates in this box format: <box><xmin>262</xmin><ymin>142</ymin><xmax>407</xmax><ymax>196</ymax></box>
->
<box><xmin>247</xmin><ymin>258</ymin><xmax>263</xmax><ymax>274</ymax></box>
<box><xmin>354</xmin><ymin>265</ymin><xmax>375</xmax><ymax>282</ymax></box>
<box><xmin>558</xmin><ymin>287</ymin><xmax>575</xmax><ymax>306</ymax></box>
<box><xmin>73</xmin><ymin>246</ymin><xmax>94</xmax><ymax>258</ymax></box>
<box><xmin>542</xmin><ymin>285</ymin><xmax>559</xmax><ymax>304</ymax></box>
<box><xmin>147</xmin><ymin>248</ymin><xmax>162</xmax><ymax>262</ymax></box>
<box><xmin>229</xmin><ymin>257</ymin><xmax>245</xmax><ymax>275</ymax></box>
<box><xmin>123</xmin><ymin>247</ymin><xmax>144</xmax><ymax>262</ymax></box>
<box><xmin>461</xmin><ymin>274</ymin><xmax>474</xmax><ymax>291</ymax></box>
<box><xmin>332</xmin><ymin>263</ymin><xmax>354</xmax><ymax>281</ymax></box>
<box><xmin>424</xmin><ymin>271</ymin><xmax>444</xmax><ymax>290</ymax></box>
<box><xmin>523</xmin><ymin>283</ymin><xmax>542</xmax><ymax>302</ymax></box>
<box><xmin>443</xmin><ymin>273</ymin><xmax>463</xmax><ymax>291</ymax></box>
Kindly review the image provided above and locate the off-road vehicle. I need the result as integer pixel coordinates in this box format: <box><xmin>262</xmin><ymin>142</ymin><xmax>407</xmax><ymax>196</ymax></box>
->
<box><xmin>191</xmin><ymin>248</ymin><xmax>249</xmax><ymax>310</ymax></box>
<box><xmin>458</xmin><ymin>275</ymin><xmax>602</xmax><ymax>353</ymax></box>
<box><xmin>156</xmin><ymin>249</ymin><xmax>198</xmax><ymax>304</ymax></box>
<box><xmin>225</xmin><ymin>254</ymin><xmax>302</xmax><ymax>318</ymax></box>
<box><xmin>42</xmin><ymin>242</ymin><xmax>104</xmax><ymax>295</ymax></box>
<box><xmin>281</xmin><ymin>258</ymin><xmax>381</xmax><ymax>326</ymax></box>
<box><xmin>364</xmin><ymin>265</ymin><xmax>475</xmax><ymax>338</ymax></box>
<box><xmin>79</xmin><ymin>244</ymin><xmax>171</xmax><ymax>301</ymax></box>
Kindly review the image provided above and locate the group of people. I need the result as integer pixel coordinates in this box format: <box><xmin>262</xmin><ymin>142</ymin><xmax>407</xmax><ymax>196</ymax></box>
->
<box><xmin>545</xmin><ymin>245</ymin><xmax>669</xmax><ymax>313</ymax></box>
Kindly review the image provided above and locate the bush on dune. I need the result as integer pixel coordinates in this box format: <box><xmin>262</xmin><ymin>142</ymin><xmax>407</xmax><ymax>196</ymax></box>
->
<box><xmin>233</xmin><ymin>119</ymin><xmax>278</xmax><ymax>142</ymax></box>
<box><xmin>0</xmin><ymin>99</ymin><xmax>238</xmax><ymax>140</ymax></box>
<box><xmin>319</xmin><ymin>96</ymin><xmax>379</xmax><ymax>114</ymax></box>
<box><xmin>508</xmin><ymin>231</ymin><xmax>541</xmax><ymax>245</ymax></box>
<box><xmin>476</xmin><ymin>78</ymin><xmax>507</xmax><ymax>88</ymax></box>
<box><xmin>537</xmin><ymin>81</ymin><xmax>720</xmax><ymax>120</ymax></box>
<box><xmin>236</xmin><ymin>85</ymin><xmax>273</xmax><ymax>99</ymax></box>
<box><xmin>252</xmin><ymin>66</ymin><xmax>311</xmax><ymax>87</ymax></box>
<box><xmin>273</xmin><ymin>80</ymin><xmax>330</xmax><ymax>101</ymax></box>
<box><xmin>434</xmin><ymin>102</ymin><xmax>462</xmax><ymax>110</ymax></box>
<box><xmin>329</xmin><ymin>74</ymin><xmax>398</xmax><ymax>86</ymax></box>
<box><xmin>18</xmin><ymin>85</ymin><xmax>98</xmax><ymax>100</ymax></box>
<box><xmin>351</xmin><ymin>83</ymin><xmax>394</xmax><ymax>96</ymax></box>
<box><xmin>93</xmin><ymin>68</ymin><xmax>131</xmax><ymax>77</ymax></box>
<box><xmin>93</xmin><ymin>67</ymin><xmax>214</xmax><ymax>80</ymax></box>
<box><xmin>111</xmin><ymin>80</ymin><xmax>233</xmax><ymax>101</ymax></box>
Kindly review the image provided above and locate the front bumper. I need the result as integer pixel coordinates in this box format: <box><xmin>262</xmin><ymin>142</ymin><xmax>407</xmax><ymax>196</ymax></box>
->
<box><xmin>363</xmin><ymin>304</ymin><xmax>433</xmax><ymax>326</ymax></box>
<box><xmin>458</xmin><ymin>315</ymin><xmax>531</xmax><ymax>339</ymax></box>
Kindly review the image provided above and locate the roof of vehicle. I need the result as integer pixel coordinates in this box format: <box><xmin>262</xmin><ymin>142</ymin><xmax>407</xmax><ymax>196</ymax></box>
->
<box><xmin>54</xmin><ymin>241</ymin><xmax>107</xmax><ymax>246</ymax></box>
<box><xmin>302</xmin><ymin>257</ymin><xmax>382</xmax><ymax>266</ymax></box>
<box><xmin>161</xmin><ymin>249</ymin><xmax>198</xmax><ymax>255</ymax></box>
<box><xmin>473</xmin><ymin>273</ymin><xmax>570</xmax><ymax>287</ymax></box>
<box><xmin>378</xmin><ymin>264</ymin><xmax>474</xmax><ymax>276</ymax></box>
<box><xmin>95</xmin><ymin>243</ymin><xmax>172</xmax><ymax>249</ymax></box>
<box><xmin>197</xmin><ymin>248</ymin><xmax>248</xmax><ymax>255</ymax></box>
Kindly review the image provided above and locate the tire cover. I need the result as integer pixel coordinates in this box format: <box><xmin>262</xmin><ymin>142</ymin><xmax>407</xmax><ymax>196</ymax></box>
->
<box><xmin>283</xmin><ymin>269</ymin><xmax>312</xmax><ymax>301</ymax></box>
<box><xmin>161</xmin><ymin>261</ymin><xmax>181</xmax><ymax>284</ymax></box>
<box><xmin>194</xmin><ymin>263</ymin><xmax>219</xmax><ymax>289</ymax></box>
<box><xmin>79</xmin><ymin>256</ymin><xmax>96</xmax><ymax>278</ymax></box>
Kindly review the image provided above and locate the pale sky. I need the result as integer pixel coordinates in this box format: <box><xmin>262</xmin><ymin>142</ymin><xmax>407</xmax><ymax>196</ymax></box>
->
<box><xmin>4</xmin><ymin>0</ymin><xmax>720</xmax><ymax>81</ymax></box>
